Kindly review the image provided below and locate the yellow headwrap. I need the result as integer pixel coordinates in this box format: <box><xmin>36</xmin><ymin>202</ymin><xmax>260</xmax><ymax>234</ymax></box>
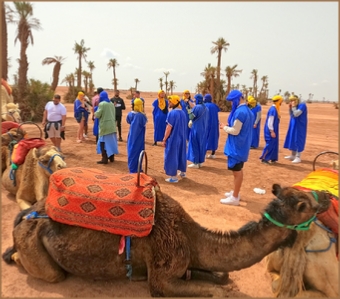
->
<box><xmin>182</xmin><ymin>89</ymin><xmax>190</xmax><ymax>100</ymax></box>
<box><xmin>289</xmin><ymin>95</ymin><xmax>299</xmax><ymax>105</ymax></box>
<box><xmin>247</xmin><ymin>96</ymin><xmax>256</xmax><ymax>108</ymax></box>
<box><xmin>168</xmin><ymin>95</ymin><xmax>181</xmax><ymax>109</ymax></box>
<box><xmin>77</xmin><ymin>91</ymin><xmax>85</xmax><ymax>100</ymax></box>
<box><xmin>133</xmin><ymin>98</ymin><xmax>144</xmax><ymax>113</ymax></box>
<box><xmin>272</xmin><ymin>95</ymin><xmax>283</xmax><ymax>118</ymax></box>
<box><xmin>158</xmin><ymin>90</ymin><xmax>166</xmax><ymax>110</ymax></box>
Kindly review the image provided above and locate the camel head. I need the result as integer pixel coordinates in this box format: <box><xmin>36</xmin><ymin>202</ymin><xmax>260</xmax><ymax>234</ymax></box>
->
<box><xmin>268</xmin><ymin>184</ymin><xmax>331</xmax><ymax>228</ymax></box>
<box><xmin>33</xmin><ymin>145</ymin><xmax>67</xmax><ymax>175</ymax></box>
<box><xmin>2</xmin><ymin>103</ymin><xmax>22</xmax><ymax>123</ymax></box>
<box><xmin>1</xmin><ymin>127</ymin><xmax>27</xmax><ymax>146</ymax></box>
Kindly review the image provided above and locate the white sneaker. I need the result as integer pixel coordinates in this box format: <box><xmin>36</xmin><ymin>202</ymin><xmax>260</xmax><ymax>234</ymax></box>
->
<box><xmin>220</xmin><ymin>195</ymin><xmax>240</xmax><ymax>206</ymax></box>
<box><xmin>188</xmin><ymin>163</ymin><xmax>199</xmax><ymax>168</ymax></box>
<box><xmin>207</xmin><ymin>154</ymin><xmax>216</xmax><ymax>159</ymax></box>
<box><xmin>224</xmin><ymin>190</ymin><xmax>234</xmax><ymax>197</ymax></box>
<box><xmin>292</xmin><ymin>157</ymin><xmax>301</xmax><ymax>164</ymax></box>
<box><xmin>83</xmin><ymin>134</ymin><xmax>88</xmax><ymax>139</ymax></box>
<box><xmin>284</xmin><ymin>155</ymin><xmax>295</xmax><ymax>160</ymax></box>
<box><xmin>198</xmin><ymin>163</ymin><xmax>203</xmax><ymax>168</ymax></box>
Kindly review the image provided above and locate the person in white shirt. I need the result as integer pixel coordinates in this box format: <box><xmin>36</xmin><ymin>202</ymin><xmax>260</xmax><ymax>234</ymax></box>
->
<box><xmin>42</xmin><ymin>94</ymin><xmax>67</xmax><ymax>151</ymax></box>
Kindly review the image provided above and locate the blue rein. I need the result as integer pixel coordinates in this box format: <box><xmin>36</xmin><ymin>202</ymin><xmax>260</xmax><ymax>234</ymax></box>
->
<box><xmin>38</xmin><ymin>154</ymin><xmax>64</xmax><ymax>174</ymax></box>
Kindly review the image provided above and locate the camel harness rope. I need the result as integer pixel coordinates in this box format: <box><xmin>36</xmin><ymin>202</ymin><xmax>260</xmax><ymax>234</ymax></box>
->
<box><xmin>38</xmin><ymin>154</ymin><xmax>64</xmax><ymax>174</ymax></box>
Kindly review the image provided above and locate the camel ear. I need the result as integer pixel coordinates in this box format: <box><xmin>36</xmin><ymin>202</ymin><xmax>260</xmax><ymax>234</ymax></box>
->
<box><xmin>32</xmin><ymin>148</ymin><xmax>39</xmax><ymax>159</ymax></box>
<box><xmin>272</xmin><ymin>184</ymin><xmax>281</xmax><ymax>197</ymax></box>
<box><xmin>296</xmin><ymin>201</ymin><xmax>306</xmax><ymax>212</ymax></box>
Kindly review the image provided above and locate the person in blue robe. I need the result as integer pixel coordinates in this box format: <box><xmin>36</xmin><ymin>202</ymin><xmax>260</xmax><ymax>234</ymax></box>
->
<box><xmin>220</xmin><ymin>90</ymin><xmax>254</xmax><ymax>206</ymax></box>
<box><xmin>283</xmin><ymin>95</ymin><xmax>308</xmax><ymax>163</ymax></box>
<box><xmin>247</xmin><ymin>95</ymin><xmax>261</xmax><ymax>149</ymax></box>
<box><xmin>180</xmin><ymin>89</ymin><xmax>194</xmax><ymax>141</ymax></box>
<box><xmin>203</xmin><ymin>94</ymin><xmax>220</xmax><ymax>158</ymax></box>
<box><xmin>162</xmin><ymin>95</ymin><xmax>187</xmax><ymax>183</ymax></box>
<box><xmin>151</xmin><ymin>90</ymin><xmax>168</xmax><ymax>146</ymax></box>
<box><xmin>187</xmin><ymin>94</ymin><xmax>209</xmax><ymax>168</ymax></box>
<box><xmin>259</xmin><ymin>95</ymin><xmax>283</xmax><ymax>164</ymax></box>
<box><xmin>126</xmin><ymin>98</ymin><xmax>147</xmax><ymax>173</ymax></box>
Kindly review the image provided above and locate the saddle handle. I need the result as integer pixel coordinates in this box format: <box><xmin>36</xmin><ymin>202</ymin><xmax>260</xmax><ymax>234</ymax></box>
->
<box><xmin>137</xmin><ymin>150</ymin><xmax>148</xmax><ymax>186</ymax></box>
<box><xmin>17</xmin><ymin>121</ymin><xmax>43</xmax><ymax>139</ymax></box>
<box><xmin>312</xmin><ymin>151</ymin><xmax>339</xmax><ymax>171</ymax></box>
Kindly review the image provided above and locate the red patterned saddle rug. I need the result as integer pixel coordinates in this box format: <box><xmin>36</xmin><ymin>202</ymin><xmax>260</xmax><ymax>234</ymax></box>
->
<box><xmin>45</xmin><ymin>167</ymin><xmax>159</xmax><ymax>237</ymax></box>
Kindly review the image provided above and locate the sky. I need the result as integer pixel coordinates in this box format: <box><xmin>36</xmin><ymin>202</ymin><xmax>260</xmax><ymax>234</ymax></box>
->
<box><xmin>5</xmin><ymin>1</ymin><xmax>339</xmax><ymax>101</ymax></box>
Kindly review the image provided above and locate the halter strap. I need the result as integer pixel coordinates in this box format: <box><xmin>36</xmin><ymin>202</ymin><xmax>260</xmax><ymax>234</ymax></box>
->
<box><xmin>38</xmin><ymin>154</ymin><xmax>64</xmax><ymax>174</ymax></box>
<box><xmin>263</xmin><ymin>212</ymin><xmax>316</xmax><ymax>231</ymax></box>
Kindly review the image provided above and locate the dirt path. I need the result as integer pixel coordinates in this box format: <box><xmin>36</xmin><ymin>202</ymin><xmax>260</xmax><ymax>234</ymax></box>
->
<box><xmin>1</xmin><ymin>89</ymin><xmax>338</xmax><ymax>297</ymax></box>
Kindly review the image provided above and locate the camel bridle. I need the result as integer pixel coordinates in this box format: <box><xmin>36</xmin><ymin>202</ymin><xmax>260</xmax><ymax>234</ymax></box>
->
<box><xmin>38</xmin><ymin>154</ymin><xmax>64</xmax><ymax>174</ymax></box>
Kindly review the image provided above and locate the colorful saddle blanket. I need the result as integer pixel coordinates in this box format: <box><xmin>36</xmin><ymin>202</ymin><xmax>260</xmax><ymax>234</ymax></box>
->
<box><xmin>46</xmin><ymin>167</ymin><xmax>158</xmax><ymax>237</ymax></box>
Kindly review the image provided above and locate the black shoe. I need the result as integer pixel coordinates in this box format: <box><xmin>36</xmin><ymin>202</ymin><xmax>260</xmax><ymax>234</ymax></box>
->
<box><xmin>97</xmin><ymin>160</ymin><xmax>108</xmax><ymax>164</ymax></box>
<box><xmin>109</xmin><ymin>155</ymin><xmax>114</xmax><ymax>162</ymax></box>
<box><xmin>119</xmin><ymin>137</ymin><xmax>123</xmax><ymax>142</ymax></box>
<box><xmin>152</xmin><ymin>142</ymin><xmax>157</xmax><ymax>146</ymax></box>
<box><xmin>261</xmin><ymin>159</ymin><xmax>270</xmax><ymax>165</ymax></box>
<box><xmin>270</xmin><ymin>160</ymin><xmax>277</xmax><ymax>163</ymax></box>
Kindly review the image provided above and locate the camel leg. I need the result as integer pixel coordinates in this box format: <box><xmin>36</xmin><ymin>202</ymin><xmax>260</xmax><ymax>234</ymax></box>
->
<box><xmin>189</xmin><ymin>270</ymin><xmax>229</xmax><ymax>285</ymax></box>
<box><xmin>13</xmin><ymin>225</ymin><xmax>66</xmax><ymax>283</ymax></box>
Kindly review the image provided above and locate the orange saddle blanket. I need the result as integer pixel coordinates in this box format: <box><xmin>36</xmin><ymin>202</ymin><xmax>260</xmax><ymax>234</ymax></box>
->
<box><xmin>45</xmin><ymin>167</ymin><xmax>159</xmax><ymax>237</ymax></box>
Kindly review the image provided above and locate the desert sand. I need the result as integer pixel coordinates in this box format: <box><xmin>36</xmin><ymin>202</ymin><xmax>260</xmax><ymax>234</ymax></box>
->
<box><xmin>1</xmin><ymin>87</ymin><xmax>338</xmax><ymax>297</ymax></box>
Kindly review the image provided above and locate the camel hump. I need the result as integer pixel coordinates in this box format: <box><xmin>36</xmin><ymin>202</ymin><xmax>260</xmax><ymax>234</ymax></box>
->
<box><xmin>45</xmin><ymin>167</ymin><xmax>159</xmax><ymax>237</ymax></box>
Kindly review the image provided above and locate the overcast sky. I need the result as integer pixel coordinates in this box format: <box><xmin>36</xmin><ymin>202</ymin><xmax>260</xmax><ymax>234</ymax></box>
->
<box><xmin>6</xmin><ymin>1</ymin><xmax>338</xmax><ymax>101</ymax></box>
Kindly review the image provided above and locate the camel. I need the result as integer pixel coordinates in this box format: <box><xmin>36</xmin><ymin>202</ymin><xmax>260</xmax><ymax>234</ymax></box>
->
<box><xmin>1</xmin><ymin>102</ymin><xmax>22</xmax><ymax>122</ymax></box>
<box><xmin>2</xmin><ymin>145</ymin><xmax>67</xmax><ymax>210</ymax></box>
<box><xmin>1</xmin><ymin>127</ymin><xmax>27</xmax><ymax>174</ymax></box>
<box><xmin>266</xmin><ymin>166</ymin><xmax>339</xmax><ymax>298</ymax></box>
<box><xmin>2</xmin><ymin>179</ymin><xmax>332</xmax><ymax>297</ymax></box>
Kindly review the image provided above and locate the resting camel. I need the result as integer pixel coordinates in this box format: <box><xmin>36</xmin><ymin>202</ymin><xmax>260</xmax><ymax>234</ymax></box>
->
<box><xmin>2</xmin><ymin>145</ymin><xmax>67</xmax><ymax>210</ymax></box>
<box><xmin>2</xmin><ymin>180</ymin><xmax>331</xmax><ymax>297</ymax></box>
<box><xmin>1</xmin><ymin>102</ymin><xmax>22</xmax><ymax>122</ymax></box>
<box><xmin>266</xmin><ymin>166</ymin><xmax>339</xmax><ymax>298</ymax></box>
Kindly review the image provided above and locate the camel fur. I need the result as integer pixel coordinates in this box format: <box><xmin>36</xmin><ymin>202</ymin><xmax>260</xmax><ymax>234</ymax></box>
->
<box><xmin>1</xmin><ymin>79</ymin><xmax>14</xmax><ymax>105</ymax></box>
<box><xmin>1</xmin><ymin>102</ymin><xmax>22</xmax><ymax>122</ymax></box>
<box><xmin>2</xmin><ymin>145</ymin><xmax>67</xmax><ymax>210</ymax></box>
<box><xmin>2</xmin><ymin>181</ymin><xmax>331</xmax><ymax>297</ymax></box>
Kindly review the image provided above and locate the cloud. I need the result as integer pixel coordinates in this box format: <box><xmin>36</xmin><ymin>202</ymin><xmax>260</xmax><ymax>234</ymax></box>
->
<box><xmin>100</xmin><ymin>48</ymin><xmax>120</xmax><ymax>59</ymax></box>
<box><xmin>122</xmin><ymin>63</ymin><xmax>141</xmax><ymax>70</ymax></box>
<box><xmin>153</xmin><ymin>68</ymin><xmax>176</xmax><ymax>73</ymax></box>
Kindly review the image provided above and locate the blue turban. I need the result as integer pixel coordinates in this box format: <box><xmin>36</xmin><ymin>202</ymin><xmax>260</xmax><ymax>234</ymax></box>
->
<box><xmin>226</xmin><ymin>90</ymin><xmax>243</xmax><ymax>126</ymax></box>
<box><xmin>194</xmin><ymin>93</ymin><xmax>204</xmax><ymax>105</ymax></box>
<box><xmin>99</xmin><ymin>91</ymin><xmax>110</xmax><ymax>103</ymax></box>
<box><xmin>203</xmin><ymin>94</ymin><xmax>212</xmax><ymax>103</ymax></box>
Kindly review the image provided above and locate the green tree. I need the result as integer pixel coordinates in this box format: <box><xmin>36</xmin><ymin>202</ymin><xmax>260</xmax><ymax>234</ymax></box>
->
<box><xmin>42</xmin><ymin>56</ymin><xmax>65</xmax><ymax>91</ymax></box>
<box><xmin>107</xmin><ymin>58</ymin><xmax>119</xmax><ymax>90</ymax></box>
<box><xmin>73</xmin><ymin>39</ymin><xmax>90</xmax><ymax>88</ymax></box>
<box><xmin>163</xmin><ymin>71</ymin><xmax>170</xmax><ymax>95</ymax></box>
<box><xmin>7</xmin><ymin>1</ymin><xmax>41</xmax><ymax>100</ymax></box>
<box><xmin>250</xmin><ymin>69</ymin><xmax>258</xmax><ymax>98</ymax></box>
<box><xmin>134</xmin><ymin>78</ymin><xmax>140</xmax><ymax>90</ymax></box>
<box><xmin>87</xmin><ymin>60</ymin><xmax>95</xmax><ymax>93</ymax></box>
<box><xmin>159</xmin><ymin>77</ymin><xmax>163</xmax><ymax>90</ymax></box>
<box><xmin>225</xmin><ymin>64</ymin><xmax>242</xmax><ymax>96</ymax></box>
<box><xmin>169</xmin><ymin>80</ymin><xmax>176</xmax><ymax>94</ymax></box>
<box><xmin>211</xmin><ymin>37</ymin><xmax>229</xmax><ymax>99</ymax></box>
<box><xmin>200</xmin><ymin>63</ymin><xmax>216</xmax><ymax>100</ymax></box>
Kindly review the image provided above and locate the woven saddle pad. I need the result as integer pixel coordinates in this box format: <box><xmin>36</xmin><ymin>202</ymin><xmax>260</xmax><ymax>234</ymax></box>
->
<box><xmin>46</xmin><ymin>167</ymin><xmax>159</xmax><ymax>237</ymax></box>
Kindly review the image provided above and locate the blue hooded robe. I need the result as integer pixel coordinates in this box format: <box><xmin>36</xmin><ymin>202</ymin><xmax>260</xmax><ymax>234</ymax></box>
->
<box><xmin>187</xmin><ymin>94</ymin><xmax>209</xmax><ymax>164</ymax></box>
<box><xmin>283</xmin><ymin>102</ymin><xmax>308</xmax><ymax>152</ymax></box>
<box><xmin>259</xmin><ymin>105</ymin><xmax>280</xmax><ymax>162</ymax></box>
<box><xmin>204</xmin><ymin>94</ymin><xmax>220</xmax><ymax>151</ymax></box>
<box><xmin>126</xmin><ymin>111</ymin><xmax>147</xmax><ymax>173</ymax></box>
<box><xmin>250</xmin><ymin>103</ymin><xmax>261</xmax><ymax>148</ymax></box>
<box><xmin>180</xmin><ymin>99</ymin><xmax>191</xmax><ymax>141</ymax></box>
<box><xmin>164</xmin><ymin>109</ymin><xmax>187</xmax><ymax>176</ymax></box>
<box><xmin>152</xmin><ymin>98</ymin><xmax>168</xmax><ymax>142</ymax></box>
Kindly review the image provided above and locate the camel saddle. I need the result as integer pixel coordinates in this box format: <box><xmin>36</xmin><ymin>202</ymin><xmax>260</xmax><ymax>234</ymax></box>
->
<box><xmin>45</xmin><ymin>167</ymin><xmax>158</xmax><ymax>237</ymax></box>
<box><xmin>11</xmin><ymin>138</ymin><xmax>46</xmax><ymax>165</ymax></box>
<box><xmin>1</xmin><ymin>121</ymin><xmax>20</xmax><ymax>134</ymax></box>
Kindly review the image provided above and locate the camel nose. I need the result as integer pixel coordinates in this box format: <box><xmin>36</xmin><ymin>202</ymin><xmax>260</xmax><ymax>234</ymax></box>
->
<box><xmin>56</xmin><ymin>162</ymin><xmax>67</xmax><ymax>170</ymax></box>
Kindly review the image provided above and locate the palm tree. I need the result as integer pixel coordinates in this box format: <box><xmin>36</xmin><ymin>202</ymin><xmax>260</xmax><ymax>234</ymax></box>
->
<box><xmin>134</xmin><ymin>78</ymin><xmax>140</xmax><ymax>90</ymax></box>
<box><xmin>225</xmin><ymin>64</ymin><xmax>242</xmax><ymax>96</ymax></box>
<box><xmin>112</xmin><ymin>78</ymin><xmax>118</xmax><ymax>88</ymax></box>
<box><xmin>42</xmin><ymin>56</ymin><xmax>65</xmax><ymax>91</ymax></box>
<box><xmin>250</xmin><ymin>69</ymin><xmax>258</xmax><ymax>98</ymax></box>
<box><xmin>201</xmin><ymin>63</ymin><xmax>216</xmax><ymax>99</ymax></box>
<box><xmin>82</xmin><ymin>70</ymin><xmax>91</xmax><ymax>93</ymax></box>
<box><xmin>2</xmin><ymin>2</ymin><xmax>9</xmax><ymax>80</ymax></box>
<box><xmin>159</xmin><ymin>77</ymin><xmax>163</xmax><ymax>90</ymax></box>
<box><xmin>169</xmin><ymin>80</ymin><xmax>176</xmax><ymax>94</ymax></box>
<box><xmin>7</xmin><ymin>1</ymin><xmax>41</xmax><ymax>99</ymax></box>
<box><xmin>107</xmin><ymin>58</ymin><xmax>119</xmax><ymax>90</ymax></box>
<box><xmin>211</xmin><ymin>37</ymin><xmax>230</xmax><ymax>96</ymax></box>
<box><xmin>87</xmin><ymin>60</ymin><xmax>95</xmax><ymax>93</ymax></box>
<box><xmin>163</xmin><ymin>71</ymin><xmax>170</xmax><ymax>95</ymax></box>
<box><xmin>73</xmin><ymin>39</ymin><xmax>90</xmax><ymax>88</ymax></box>
<box><xmin>61</xmin><ymin>73</ymin><xmax>75</xmax><ymax>88</ymax></box>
